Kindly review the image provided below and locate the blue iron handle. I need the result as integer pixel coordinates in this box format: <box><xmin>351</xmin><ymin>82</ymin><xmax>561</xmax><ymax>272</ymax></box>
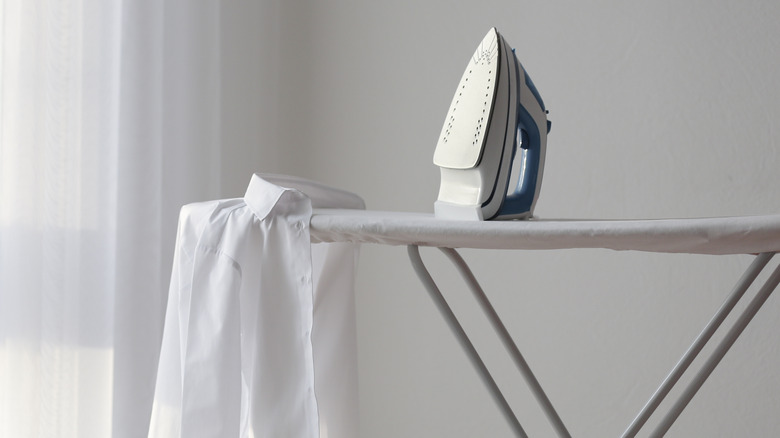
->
<box><xmin>499</xmin><ymin>124</ymin><xmax>540</xmax><ymax>217</ymax></box>
<box><xmin>497</xmin><ymin>69</ymin><xmax>548</xmax><ymax>218</ymax></box>
<box><xmin>496</xmin><ymin>56</ymin><xmax>548</xmax><ymax>219</ymax></box>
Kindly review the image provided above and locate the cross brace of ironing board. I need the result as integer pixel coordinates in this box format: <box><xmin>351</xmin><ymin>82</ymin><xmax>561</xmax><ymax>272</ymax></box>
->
<box><xmin>408</xmin><ymin>246</ymin><xmax>779</xmax><ymax>437</ymax></box>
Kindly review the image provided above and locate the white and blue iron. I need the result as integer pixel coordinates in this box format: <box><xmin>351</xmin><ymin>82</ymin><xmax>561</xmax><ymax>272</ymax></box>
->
<box><xmin>433</xmin><ymin>28</ymin><xmax>550</xmax><ymax>220</ymax></box>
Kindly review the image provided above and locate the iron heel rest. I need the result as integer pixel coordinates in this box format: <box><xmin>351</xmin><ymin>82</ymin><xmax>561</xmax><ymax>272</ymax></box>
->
<box><xmin>433</xmin><ymin>28</ymin><xmax>550</xmax><ymax>221</ymax></box>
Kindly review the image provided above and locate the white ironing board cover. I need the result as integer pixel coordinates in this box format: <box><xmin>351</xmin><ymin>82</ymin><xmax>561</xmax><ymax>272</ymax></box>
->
<box><xmin>309</xmin><ymin>210</ymin><xmax>780</xmax><ymax>255</ymax></box>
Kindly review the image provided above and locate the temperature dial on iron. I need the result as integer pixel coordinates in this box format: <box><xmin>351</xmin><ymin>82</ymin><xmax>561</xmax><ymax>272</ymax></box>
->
<box><xmin>433</xmin><ymin>27</ymin><xmax>550</xmax><ymax>221</ymax></box>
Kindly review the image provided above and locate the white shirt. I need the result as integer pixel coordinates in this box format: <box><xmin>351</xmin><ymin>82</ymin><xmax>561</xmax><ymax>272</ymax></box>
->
<box><xmin>149</xmin><ymin>174</ymin><xmax>362</xmax><ymax>438</ymax></box>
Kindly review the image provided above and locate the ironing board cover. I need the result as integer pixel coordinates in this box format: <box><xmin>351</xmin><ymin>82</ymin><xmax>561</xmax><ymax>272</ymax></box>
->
<box><xmin>309</xmin><ymin>210</ymin><xmax>780</xmax><ymax>255</ymax></box>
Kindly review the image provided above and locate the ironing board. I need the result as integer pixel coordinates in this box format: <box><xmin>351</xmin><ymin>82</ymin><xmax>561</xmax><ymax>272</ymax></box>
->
<box><xmin>308</xmin><ymin>210</ymin><xmax>780</xmax><ymax>437</ymax></box>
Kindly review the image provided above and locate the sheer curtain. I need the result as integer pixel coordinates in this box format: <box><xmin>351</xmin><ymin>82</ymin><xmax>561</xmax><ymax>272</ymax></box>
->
<box><xmin>0</xmin><ymin>1</ymin><xmax>250</xmax><ymax>436</ymax></box>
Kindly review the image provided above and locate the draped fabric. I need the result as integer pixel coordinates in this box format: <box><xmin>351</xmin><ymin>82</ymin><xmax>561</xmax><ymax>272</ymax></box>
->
<box><xmin>0</xmin><ymin>1</ymin><xmax>226</xmax><ymax>436</ymax></box>
<box><xmin>148</xmin><ymin>175</ymin><xmax>362</xmax><ymax>438</ymax></box>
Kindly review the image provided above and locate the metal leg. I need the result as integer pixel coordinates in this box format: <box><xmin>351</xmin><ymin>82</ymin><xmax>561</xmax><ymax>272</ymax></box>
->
<box><xmin>409</xmin><ymin>246</ymin><xmax>780</xmax><ymax>437</ymax></box>
<box><xmin>622</xmin><ymin>252</ymin><xmax>775</xmax><ymax>437</ymax></box>
<box><xmin>407</xmin><ymin>245</ymin><xmax>528</xmax><ymax>438</ymax></box>
<box><xmin>650</xmin><ymin>259</ymin><xmax>780</xmax><ymax>437</ymax></box>
<box><xmin>438</xmin><ymin>247</ymin><xmax>571</xmax><ymax>438</ymax></box>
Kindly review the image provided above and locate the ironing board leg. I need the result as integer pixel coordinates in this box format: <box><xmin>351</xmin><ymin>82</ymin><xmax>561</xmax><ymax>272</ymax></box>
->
<box><xmin>622</xmin><ymin>252</ymin><xmax>775</xmax><ymax>437</ymax></box>
<box><xmin>437</xmin><ymin>247</ymin><xmax>571</xmax><ymax>438</ymax></box>
<box><xmin>649</xmin><ymin>257</ymin><xmax>780</xmax><ymax>437</ymax></box>
<box><xmin>407</xmin><ymin>245</ymin><xmax>528</xmax><ymax>438</ymax></box>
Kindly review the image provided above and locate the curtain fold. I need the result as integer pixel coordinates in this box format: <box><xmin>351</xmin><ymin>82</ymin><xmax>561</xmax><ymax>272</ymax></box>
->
<box><xmin>0</xmin><ymin>1</ymin><xmax>227</xmax><ymax>436</ymax></box>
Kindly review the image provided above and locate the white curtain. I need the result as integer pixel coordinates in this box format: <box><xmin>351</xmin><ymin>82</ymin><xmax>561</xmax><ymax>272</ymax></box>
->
<box><xmin>0</xmin><ymin>1</ymin><xmax>231</xmax><ymax>436</ymax></box>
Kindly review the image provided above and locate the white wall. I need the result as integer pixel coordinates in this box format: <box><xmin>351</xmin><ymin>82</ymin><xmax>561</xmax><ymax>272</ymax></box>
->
<box><xmin>275</xmin><ymin>1</ymin><xmax>780</xmax><ymax>436</ymax></box>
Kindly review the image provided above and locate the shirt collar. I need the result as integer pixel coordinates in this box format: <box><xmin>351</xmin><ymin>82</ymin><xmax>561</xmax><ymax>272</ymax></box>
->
<box><xmin>244</xmin><ymin>174</ymin><xmax>291</xmax><ymax>221</ymax></box>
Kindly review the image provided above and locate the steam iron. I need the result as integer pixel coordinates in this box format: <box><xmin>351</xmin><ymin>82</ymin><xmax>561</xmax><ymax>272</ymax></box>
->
<box><xmin>433</xmin><ymin>28</ymin><xmax>550</xmax><ymax>220</ymax></box>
